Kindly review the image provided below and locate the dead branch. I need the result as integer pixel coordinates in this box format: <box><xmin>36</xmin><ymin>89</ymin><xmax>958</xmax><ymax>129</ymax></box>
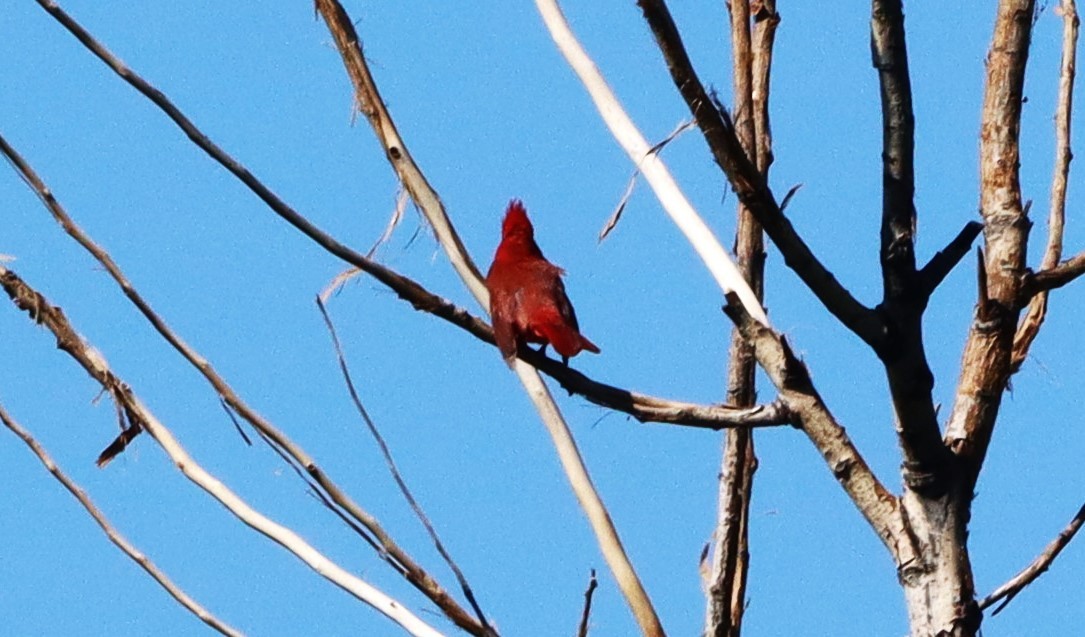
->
<box><xmin>1014</xmin><ymin>0</ymin><xmax>1079</xmax><ymax>371</ymax></box>
<box><xmin>0</xmin><ymin>402</ymin><xmax>244</xmax><ymax>637</ymax></box>
<box><xmin>0</xmin><ymin>129</ymin><xmax>493</xmax><ymax>636</ymax></box>
<box><xmin>705</xmin><ymin>1</ymin><xmax>773</xmax><ymax>634</ymax></box>
<box><xmin>636</xmin><ymin>0</ymin><xmax>886</xmax><ymax>350</ymax></box>
<box><xmin>1024</xmin><ymin>250</ymin><xmax>1085</xmax><ymax>294</ymax></box>
<box><xmin>944</xmin><ymin>0</ymin><xmax>1036</xmax><ymax>478</ymax></box>
<box><xmin>979</xmin><ymin>501</ymin><xmax>1085</xmax><ymax>614</ymax></box>
<box><xmin>315</xmin><ymin>2</ymin><xmax>665</xmax><ymax>634</ymax></box>
<box><xmin>721</xmin><ymin>294</ymin><xmax>907</xmax><ymax>560</ymax></box>
<box><xmin>317</xmin><ymin>299</ymin><xmax>495</xmax><ymax>636</ymax></box>
<box><xmin>576</xmin><ymin>569</ymin><xmax>599</xmax><ymax>637</ymax></box>
<box><xmin>0</xmin><ymin>267</ymin><xmax>445</xmax><ymax>637</ymax></box>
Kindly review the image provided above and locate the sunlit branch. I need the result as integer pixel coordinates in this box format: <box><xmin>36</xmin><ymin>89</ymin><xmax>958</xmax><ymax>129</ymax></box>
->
<box><xmin>0</xmin><ymin>128</ymin><xmax>491</xmax><ymax>636</ymax></box>
<box><xmin>313</xmin><ymin>2</ymin><xmax>665</xmax><ymax>635</ymax></box>
<box><xmin>0</xmin><ymin>267</ymin><xmax>445</xmax><ymax>637</ymax></box>
<box><xmin>0</xmin><ymin>402</ymin><xmax>244</xmax><ymax>637</ymax></box>
<box><xmin>1013</xmin><ymin>0</ymin><xmax>1079</xmax><ymax>371</ymax></box>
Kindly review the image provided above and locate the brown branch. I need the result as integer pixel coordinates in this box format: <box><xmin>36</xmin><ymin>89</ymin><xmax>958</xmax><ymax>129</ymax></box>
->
<box><xmin>575</xmin><ymin>569</ymin><xmax>599</xmax><ymax>637</ymax></box>
<box><xmin>1024</xmin><ymin>250</ymin><xmax>1085</xmax><ymax>294</ymax></box>
<box><xmin>979</xmin><ymin>501</ymin><xmax>1085</xmax><ymax>614</ymax></box>
<box><xmin>635</xmin><ymin>0</ymin><xmax>887</xmax><ymax>351</ymax></box>
<box><xmin>1014</xmin><ymin>0</ymin><xmax>1079</xmax><ymax>371</ymax></box>
<box><xmin>705</xmin><ymin>2</ymin><xmax>775</xmax><ymax>635</ymax></box>
<box><xmin>0</xmin><ymin>78</ymin><xmax>781</xmax><ymax>438</ymax></box>
<box><xmin>722</xmin><ymin>294</ymin><xmax>906</xmax><ymax>559</ymax></box>
<box><xmin>0</xmin><ymin>402</ymin><xmax>244</xmax><ymax>637</ymax></box>
<box><xmin>0</xmin><ymin>130</ymin><xmax>489</xmax><ymax>635</ymax></box>
<box><xmin>944</xmin><ymin>0</ymin><xmax>1036</xmax><ymax>479</ymax></box>
<box><xmin>317</xmin><ymin>298</ymin><xmax>495</xmax><ymax>636</ymax></box>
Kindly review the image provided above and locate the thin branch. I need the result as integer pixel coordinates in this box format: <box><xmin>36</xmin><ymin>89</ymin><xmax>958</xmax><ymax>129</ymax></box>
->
<box><xmin>979</xmin><ymin>501</ymin><xmax>1085</xmax><ymax>614</ymax></box>
<box><xmin>706</xmin><ymin>1</ymin><xmax>773</xmax><ymax>634</ymax></box>
<box><xmin>535</xmin><ymin>0</ymin><xmax>769</xmax><ymax>327</ymax></box>
<box><xmin>0</xmin><ymin>129</ymin><xmax>490</xmax><ymax>636</ymax></box>
<box><xmin>1014</xmin><ymin>0</ymin><xmax>1079</xmax><ymax>371</ymax></box>
<box><xmin>0</xmin><ymin>402</ymin><xmax>244</xmax><ymax>637</ymax></box>
<box><xmin>721</xmin><ymin>294</ymin><xmax>907</xmax><ymax>561</ymax></box>
<box><xmin>635</xmin><ymin>0</ymin><xmax>887</xmax><ymax>350</ymax></box>
<box><xmin>313</xmin><ymin>2</ymin><xmax>666</xmax><ymax>635</ymax></box>
<box><xmin>0</xmin><ymin>267</ymin><xmax>445</xmax><ymax>637</ymax></box>
<box><xmin>1025</xmin><ymin>250</ymin><xmax>1085</xmax><ymax>294</ymax></box>
<box><xmin>316</xmin><ymin>298</ymin><xmax>494</xmax><ymax>636</ymax></box>
<box><xmin>19</xmin><ymin>4</ymin><xmax>785</xmax><ymax>435</ymax></box>
<box><xmin>575</xmin><ymin>569</ymin><xmax>599</xmax><ymax>637</ymax></box>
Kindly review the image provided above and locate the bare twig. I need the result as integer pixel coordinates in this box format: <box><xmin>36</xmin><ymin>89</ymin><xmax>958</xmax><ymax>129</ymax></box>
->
<box><xmin>0</xmin><ymin>402</ymin><xmax>244</xmax><ymax>637</ymax></box>
<box><xmin>636</xmin><ymin>0</ymin><xmax>886</xmax><ymax>349</ymax></box>
<box><xmin>316</xmin><ymin>298</ymin><xmax>494</xmax><ymax>636</ymax></box>
<box><xmin>0</xmin><ymin>129</ymin><xmax>491</xmax><ymax>635</ymax></box>
<box><xmin>979</xmin><ymin>501</ymin><xmax>1085</xmax><ymax>614</ymax></box>
<box><xmin>1014</xmin><ymin>0</ymin><xmax>1079</xmax><ymax>371</ymax></box>
<box><xmin>576</xmin><ymin>569</ymin><xmax>599</xmax><ymax>637</ymax></box>
<box><xmin>1026</xmin><ymin>251</ymin><xmax>1085</xmax><ymax>294</ymax></box>
<box><xmin>0</xmin><ymin>267</ymin><xmax>445</xmax><ymax>637</ymax></box>
<box><xmin>536</xmin><ymin>0</ymin><xmax>769</xmax><ymax>328</ymax></box>
<box><xmin>919</xmin><ymin>222</ymin><xmax>986</xmax><ymax>295</ymax></box>
<box><xmin>313</xmin><ymin>2</ymin><xmax>666</xmax><ymax>635</ymax></box>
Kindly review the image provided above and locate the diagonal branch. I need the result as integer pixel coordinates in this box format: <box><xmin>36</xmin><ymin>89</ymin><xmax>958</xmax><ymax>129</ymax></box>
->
<box><xmin>722</xmin><ymin>294</ymin><xmax>907</xmax><ymax>561</ymax></box>
<box><xmin>979</xmin><ymin>501</ymin><xmax>1085</xmax><ymax>614</ymax></box>
<box><xmin>313</xmin><ymin>2</ymin><xmax>664</xmax><ymax>634</ymax></box>
<box><xmin>0</xmin><ymin>129</ymin><xmax>490</xmax><ymax>636</ymax></box>
<box><xmin>635</xmin><ymin>0</ymin><xmax>886</xmax><ymax>350</ymax></box>
<box><xmin>317</xmin><ymin>298</ymin><xmax>494</xmax><ymax>636</ymax></box>
<box><xmin>1025</xmin><ymin>250</ymin><xmax>1085</xmax><ymax>294</ymax></box>
<box><xmin>0</xmin><ymin>401</ymin><xmax>243</xmax><ymax>637</ymax></box>
<box><xmin>0</xmin><ymin>267</ymin><xmax>445</xmax><ymax>637</ymax></box>
<box><xmin>919</xmin><ymin>222</ymin><xmax>986</xmax><ymax>295</ymax></box>
<box><xmin>1014</xmin><ymin>0</ymin><xmax>1079</xmax><ymax>371</ymax></box>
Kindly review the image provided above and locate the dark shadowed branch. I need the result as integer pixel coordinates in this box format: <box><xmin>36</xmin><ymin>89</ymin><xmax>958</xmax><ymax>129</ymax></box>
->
<box><xmin>979</xmin><ymin>501</ymin><xmax>1085</xmax><ymax>614</ymax></box>
<box><xmin>576</xmin><ymin>569</ymin><xmax>599</xmax><ymax>637</ymax></box>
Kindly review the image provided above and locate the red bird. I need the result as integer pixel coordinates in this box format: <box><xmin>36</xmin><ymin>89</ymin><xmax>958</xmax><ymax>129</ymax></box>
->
<box><xmin>486</xmin><ymin>200</ymin><xmax>600</xmax><ymax>365</ymax></box>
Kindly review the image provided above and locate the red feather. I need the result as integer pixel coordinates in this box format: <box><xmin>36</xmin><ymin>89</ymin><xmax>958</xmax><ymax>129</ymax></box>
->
<box><xmin>485</xmin><ymin>200</ymin><xmax>600</xmax><ymax>365</ymax></box>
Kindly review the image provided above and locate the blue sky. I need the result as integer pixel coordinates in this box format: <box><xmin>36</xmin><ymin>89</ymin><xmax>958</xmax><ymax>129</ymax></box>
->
<box><xmin>1</xmin><ymin>2</ymin><xmax>1082</xmax><ymax>636</ymax></box>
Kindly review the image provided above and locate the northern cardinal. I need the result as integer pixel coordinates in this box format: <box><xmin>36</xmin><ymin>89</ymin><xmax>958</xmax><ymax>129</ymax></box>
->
<box><xmin>486</xmin><ymin>200</ymin><xmax>600</xmax><ymax>365</ymax></box>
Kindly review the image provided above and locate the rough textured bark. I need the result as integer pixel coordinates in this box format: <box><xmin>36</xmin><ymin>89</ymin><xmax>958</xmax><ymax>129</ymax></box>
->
<box><xmin>704</xmin><ymin>3</ymin><xmax>777</xmax><ymax>636</ymax></box>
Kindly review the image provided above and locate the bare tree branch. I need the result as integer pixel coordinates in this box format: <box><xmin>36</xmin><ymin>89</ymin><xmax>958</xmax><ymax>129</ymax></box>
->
<box><xmin>1014</xmin><ymin>0</ymin><xmax>1079</xmax><ymax>371</ymax></box>
<box><xmin>0</xmin><ymin>267</ymin><xmax>445</xmax><ymax>637</ymax></box>
<box><xmin>576</xmin><ymin>569</ymin><xmax>599</xmax><ymax>637</ymax></box>
<box><xmin>316</xmin><ymin>298</ymin><xmax>495</xmax><ymax>636</ymax></box>
<box><xmin>979</xmin><ymin>501</ymin><xmax>1085</xmax><ymax>614</ymax></box>
<box><xmin>721</xmin><ymin>295</ymin><xmax>907</xmax><ymax>560</ymax></box>
<box><xmin>636</xmin><ymin>0</ymin><xmax>886</xmax><ymax>350</ymax></box>
<box><xmin>314</xmin><ymin>2</ymin><xmax>666</xmax><ymax>634</ymax></box>
<box><xmin>944</xmin><ymin>0</ymin><xmax>1036</xmax><ymax>479</ymax></box>
<box><xmin>0</xmin><ymin>401</ymin><xmax>244</xmax><ymax>637</ymax></box>
<box><xmin>0</xmin><ymin>129</ymin><xmax>492</xmax><ymax>636</ymax></box>
<box><xmin>919</xmin><ymin>222</ymin><xmax>986</xmax><ymax>295</ymax></box>
<box><xmin>705</xmin><ymin>1</ymin><xmax>775</xmax><ymax>634</ymax></box>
